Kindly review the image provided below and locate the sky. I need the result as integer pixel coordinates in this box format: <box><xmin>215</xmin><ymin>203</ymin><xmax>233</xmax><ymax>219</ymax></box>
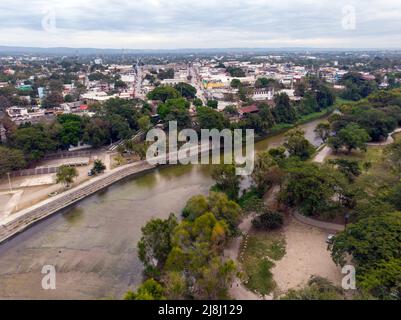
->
<box><xmin>0</xmin><ymin>0</ymin><xmax>401</xmax><ymax>49</ymax></box>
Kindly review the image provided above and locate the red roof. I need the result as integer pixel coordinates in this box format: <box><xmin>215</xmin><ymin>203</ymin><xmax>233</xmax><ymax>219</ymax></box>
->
<box><xmin>239</xmin><ymin>105</ymin><xmax>259</xmax><ymax>114</ymax></box>
<box><xmin>79</xmin><ymin>105</ymin><xmax>89</xmax><ymax>111</ymax></box>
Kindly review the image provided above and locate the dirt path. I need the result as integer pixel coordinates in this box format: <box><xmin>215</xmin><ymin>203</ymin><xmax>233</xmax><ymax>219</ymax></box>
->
<box><xmin>225</xmin><ymin>215</ymin><xmax>264</xmax><ymax>300</ymax></box>
<box><xmin>271</xmin><ymin>216</ymin><xmax>343</xmax><ymax>296</ymax></box>
<box><xmin>227</xmin><ymin>185</ymin><xmax>281</xmax><ymax>300</ymax></box>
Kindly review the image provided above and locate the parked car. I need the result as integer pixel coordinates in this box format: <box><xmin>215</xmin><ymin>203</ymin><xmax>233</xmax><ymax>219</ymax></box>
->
<box><xmin>326</xmin><ymin>234</ymin><xmax>335</xmax><ymax>244</ymax></box>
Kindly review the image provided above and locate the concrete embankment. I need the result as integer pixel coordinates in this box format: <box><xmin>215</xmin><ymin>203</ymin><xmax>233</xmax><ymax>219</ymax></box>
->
<box><xmin>0</xmin><ymin>161</ymin><xmax>156</xmax><ymax>244</ymax></box>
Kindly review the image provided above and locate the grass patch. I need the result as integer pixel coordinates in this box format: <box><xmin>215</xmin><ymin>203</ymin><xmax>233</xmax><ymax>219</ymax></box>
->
<box><xmin>327</xmin><ymin>146</ymin><xmax>383</xmax><ymax>165</ymax></box>
<box><xmin>241</xmin><ymin>231</ymin><xmax>286</xmax><ymax>296</ymax></box>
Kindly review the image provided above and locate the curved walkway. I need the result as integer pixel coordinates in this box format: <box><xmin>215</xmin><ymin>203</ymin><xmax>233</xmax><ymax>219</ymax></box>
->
<box><xmin>291</xmin><ymin>210</ymin><xmax>345</xmax><ymax>232</ymax></box>
<box><xmin>313</xmin><ymin>145</ymin><xmax>332</xmax><ymax>163</ymax></box>
<box><xmin>367</xmin><ymin>128</ymin><xmax>401</xmax><ymax>146</ymax></box>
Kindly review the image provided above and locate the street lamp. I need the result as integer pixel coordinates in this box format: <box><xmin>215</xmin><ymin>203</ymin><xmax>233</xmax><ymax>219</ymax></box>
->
<box><xmin>345</xmin><ymin>212</ymin><xmax>350</xmax><ymax>230</ymax></box>
<box><xmin>6</xmin><ymin>172</ymin><xmax>13</xmax><ymax>193</ymax></box>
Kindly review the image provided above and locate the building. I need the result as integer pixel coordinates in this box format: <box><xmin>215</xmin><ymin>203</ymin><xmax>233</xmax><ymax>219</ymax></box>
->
<box><xmin>252</xmin><ymin>89</ymin><xmax>274</xmax><ymax>101</ymax></box>
<box><xmin>238</xmin><ymin>105</ymin><xmax>260</xmax><ymax>118</ymax></box>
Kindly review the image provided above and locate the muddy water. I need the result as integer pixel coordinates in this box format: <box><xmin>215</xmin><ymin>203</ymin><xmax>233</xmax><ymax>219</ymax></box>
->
<box><xmin>0</xmin><ymin>117</ymin><xmax>326</xmax><ymax>299</ymax></box>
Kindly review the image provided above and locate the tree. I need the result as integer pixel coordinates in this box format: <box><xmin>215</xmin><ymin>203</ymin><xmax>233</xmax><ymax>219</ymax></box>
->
<box><xmin>223</xmin><ymin>105</ymin><xmax>238</xmax><ymax>116</ymax></box>
<box><xmin>330</xmin><ymin>212</ymin><xmax>401</xmax><ymax>299</ymax></box>
<box><xmin>114</xmin><ymin>79</ymin><xmax>127</xmax><ymax>89</ymax></box>
<box><xmin>83</xmin><ymin>118</ymin><xmax>110</xmax><ymax>148</ymax></box>
<box><xmin>174</xmin><ymin>83</ymin><xmax>197</xmax><ymax>99</ymax></box>
<box><xmin>11</xmin><ymin>125</ymin><xmax>57</xmax><ymax>162</ymax></box>
<box><xmin>162</xmin><ymin>272</ymin><xmax>187</xmax><ymax>300</ymax></box>
<box><xmin>64</xmin><ymin>94</ymin><xmax>74</xmax><ymax>103</ymax></box>
<box><xmin>0</xmin><ymin>96</ymin><xmax>11</xmax><ymax>110</ymax></box>
<box><xmin>255</xmin><ymin>77</ymin><xmax>279</xmax><ymax>89</ymax></box>
<box><xmin>230</xmin><ymin>79</ymin><xmax>241</xmax><ymax>88</ymax></box>
<box><xmin>138</xmin><ymin>214</ymin><xmax>178</xmax><ymax>276</ymax></box>
<box><xmin>59</xmin><ymin>119</ymin><xmax>83</xmax><ymax>148</ymax></box>
<box><xmin>329</xmin><ymin>124</ymin><xmax>370</xmax><ymax>153</ymax></box>
<box><xmin>124</xmin><ymin>279</ymin><xmax>166</xmax><ymax>300</ymax></box>
<box><xmin>273</xmin><ymin>93</ymin><xmax>297</xmax><ymax>124</ymax></box>
<box><xmin>258</xmin><ymin>103</ymin><xmax>276</xmax><ymax>129</ymax></box>
<box><xmin>157</xmin><ymin>98</ymin><xmax>191</xmax><ymax>129</ymax></box>
<box><xmin>103</xmin><ymin>98</ymin><xmax>140</xmax><ymax>130</ymax></box>
<box><xmin>207</xmin><ymin>100</ymin><xmax>218</xmax><ymax>109</ymax></box>
<box><xmin>280</xmin><ymin>162</ymin><xmax>344</xmax><ymax>216</ymax></box>
<box><xmin>147</xmin><ymin>86</ymin><xmax>181</xmax><ymax>102</ymax></box>
<box><xmin>133</xmin><ymin>142</ymin><xmax>149</xmax><ymax>160</ymax></box>
<box><xmin>91</xmin><ymin>159</ymin><xmax>106</xmax><ymax>175</ymax></box>
<box><xmin>197</xmin><ymin>107</ymin><xmax>229</xmax><ymax>130</ymax></box>
<box><xmin>226</xmin><ymin>67</ymin><xmax>245</xmax><ymax>77</ymax></box>
<box><xmin>108</xmin><ymin>114</ymin><xmax>132</xmax><ymax>141</ymax></box>
<box><xmin>314</xmin><ymin>122</ymin><xmax>331</xmax><ymax>143</ymax></box>
<box><xmin>182</xmin><ymin>193</ymin><xmax>241</xmax><ymax>236</ymax></box>
<box><xmin>158</xmin><ymin>68</ymin><xmax>175</xmax><ymax>80</ymax></box>
<box><xmin>195</xmin><ymin>257</ymin><xmax>236</xmax><ymax>300</ymax></box>
<box><xmin>138</xmin><ymin>115</ymin><xmax>151</xmax><ymax>132</ymax></box>
<box><xmin>42</xmin><ymin>92</ymin><xmax>64</xmax><ymax>109</ymax></box>
<box><xmin>268</xmin><ymin>147</ymin><xmax>287</xmax><ymax>163</ymax></box>
<box><xmin>135</xmin><ymin>192</ymin><xmax>239</xmax><ymax>300</ymax></box>
<box><xmin>0</xmin><ymin>146</ymin><xmax>26</xmax><ymax>177</ymax></box>
<box><xmin>251</xmin><ymin>151</ymin><xmax>282</xmax><ymax>195</ymax></box>
<box><xmin>328</xmin><ymin>159</ymin><xmax>361</xmax><ymax>182</ymax></box>
<box><xmin>182</xmin><ymin>195</ymin><xmax>210</xmax><ymax>220</ymax></box>
<box><xmin>252</xmin><ymin>209</ymin><xmax>283</xmax><ymax>230</ymax></box>
<box><xmin>284</xmin><ymin>128</ymin><xmax>315</xmax><ymax>160</ymax></box>
<box><xmin>193</xmin><ymin>98</ymin><xmax>203</xmax><ymax>107</ymax></box>
<box><xmin>358</xmin><ymin>258</ymin><xmax>401</xmax><ymax>300</ymax></box>
<box><xmin>56</xmin><ymin>165</ymin><xmax>78</xmax><ymax>188</ymax></box>
<box><xmin>211</xmin><ymin>163</ymin><xmax>241</xmax><ymax>200</ymax></box>
<box><xmin>384</xmin><ymin>139</ymin><xmax>401</xmax><ymax>178</ymax></box>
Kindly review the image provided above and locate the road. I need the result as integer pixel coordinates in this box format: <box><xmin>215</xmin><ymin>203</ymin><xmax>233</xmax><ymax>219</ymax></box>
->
<box><xmin>134</xmin><ymin>65</ymin><xmax>145</xmax><ymax>100</ymax></box>
<box><xmin>189</xmin><ymin>64</ymin><xmax>208</xmax><ymax>105</ymax></box>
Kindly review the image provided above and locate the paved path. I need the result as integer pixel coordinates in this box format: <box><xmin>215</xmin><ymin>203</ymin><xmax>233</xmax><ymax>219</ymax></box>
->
<box><xmin>367</xmin><ymin>128</ymin><xmax>401</xmax><ymax>146</ymax></box>
<box><xmin>292</xmin><ymin>210</ymin><xmax>345</xmax><ymax>232</ymax></box>
<box><xmin>313</xmin><ymin>145</ymin><xmax>332</xmax><ymax>163</ymax></box>
<box><xmin>0</xmin><ymin>190</ymin><xmax>24</xmax><ymax>220</ymax></box>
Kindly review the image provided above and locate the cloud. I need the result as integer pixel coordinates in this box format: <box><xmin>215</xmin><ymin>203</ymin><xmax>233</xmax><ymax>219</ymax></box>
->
<box><xmin>0</xmin><ymin>0</ymin><xmax>400</xmax><ymax>48</ymax></box>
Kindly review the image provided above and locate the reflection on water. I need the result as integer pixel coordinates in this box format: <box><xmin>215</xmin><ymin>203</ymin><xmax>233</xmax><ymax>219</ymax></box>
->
<box><xmin>0</xmin><ymin>117</ymin><xmax>327</xmax><ymax>299</ymax></box>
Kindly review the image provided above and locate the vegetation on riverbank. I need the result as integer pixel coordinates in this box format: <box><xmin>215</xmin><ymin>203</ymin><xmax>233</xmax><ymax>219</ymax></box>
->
<box><xmin>126</xmin><ymin>192</ymin><xmax>242</xmax><ymax>300</ymax></box>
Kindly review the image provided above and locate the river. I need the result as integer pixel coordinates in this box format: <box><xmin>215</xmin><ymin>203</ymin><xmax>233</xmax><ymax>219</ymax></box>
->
<box><xmin>0</xmin><ymin>117</ymin><xmax>326</xmax><ymax>299</ymax></box>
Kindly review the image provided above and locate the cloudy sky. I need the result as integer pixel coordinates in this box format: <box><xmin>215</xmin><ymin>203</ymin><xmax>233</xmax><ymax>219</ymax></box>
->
<box><xmin>0</xmin><ymin>0</ymin><xmax>400</xmax><ymax>49</ymax></box>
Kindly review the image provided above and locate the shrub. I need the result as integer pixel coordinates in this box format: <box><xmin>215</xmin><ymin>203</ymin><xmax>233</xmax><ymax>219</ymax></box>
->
<box><xmin>252</xmin><ymin>210</ymin><xmax>283</xmax><ymax>230</ymax></box>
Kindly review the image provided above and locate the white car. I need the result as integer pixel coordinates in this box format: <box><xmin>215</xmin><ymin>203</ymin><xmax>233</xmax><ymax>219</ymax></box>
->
<box><xmin>326</xmin><ymin>234</ymin><xmax>335</xmax><ymax>244</ymax></box>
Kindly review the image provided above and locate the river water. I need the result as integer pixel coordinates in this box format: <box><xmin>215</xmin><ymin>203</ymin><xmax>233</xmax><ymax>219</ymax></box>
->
<box><xmin>0</xmin><ymin>117</ymin><xmax>325</xmax><ymax>299</ymax></box>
